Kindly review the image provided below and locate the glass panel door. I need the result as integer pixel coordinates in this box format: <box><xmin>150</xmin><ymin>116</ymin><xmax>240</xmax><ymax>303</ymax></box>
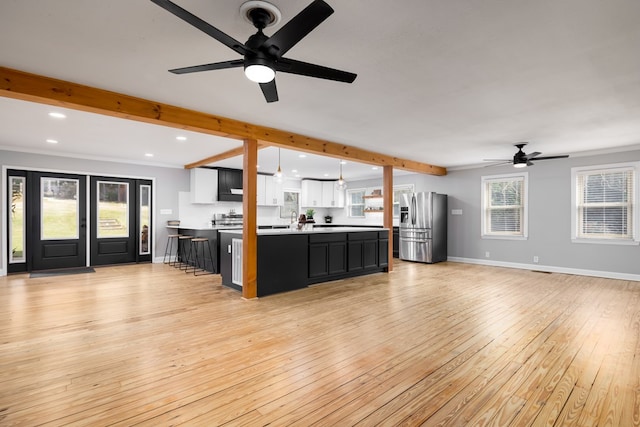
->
<box><xmin>97</xmin><ymin>181</ymin><xmax>129</xmax><ymax>238</ymax></box>
<box><xmin>31</xmin><ymin>172</ymin><xmax>87</xmax><ymax>271</ymax></box>
<box><xmin>41</xmin><ymin>177</ymin><xmax>80</xmax><ymax>240</ymax></box>
<box><xmin>9</xmin><ymin>176</ymin><xmax>26</xmax><ymax>264</ymax></box>
<box><xmin>139</xmin><ymin>184</ymin><xmax>151</xmax><ymax>255</ymax></box>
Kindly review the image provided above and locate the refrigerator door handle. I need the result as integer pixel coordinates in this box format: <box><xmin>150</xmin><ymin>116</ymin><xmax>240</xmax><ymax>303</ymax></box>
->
<box><xmin>411</xmin><ymin>194</ymin><xmax>417</xmax><ymax>225</ymax></box>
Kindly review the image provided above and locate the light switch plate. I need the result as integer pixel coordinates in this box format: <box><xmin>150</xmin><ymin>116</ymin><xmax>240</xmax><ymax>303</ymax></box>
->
<box><xmin>451</xmin><ymin>209</ymin><xmax>463</xmax><ymax>215</ymax></box>
<box><xmin>160</xmin><ymin>209</ymin><xmax>172</xmax><ymax>215</ymax></box>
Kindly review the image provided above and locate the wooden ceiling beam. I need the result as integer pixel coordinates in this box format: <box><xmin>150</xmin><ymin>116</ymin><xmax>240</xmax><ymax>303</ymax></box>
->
<box><xmin>184</xmin><ymin>143</ymin><xmax>267</xmax><ymax>169</ymax></box>
<box><xmin>0</xmin><ymin>67</ymin><xmax>446</xmax><ymax>176</ymax></box>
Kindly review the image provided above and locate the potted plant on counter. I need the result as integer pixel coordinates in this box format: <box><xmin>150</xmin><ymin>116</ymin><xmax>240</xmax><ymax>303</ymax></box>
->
<box><xmin>305</xmin><ymin>209</ymin><xmax>315</xmax><ymax>222</ymax></box>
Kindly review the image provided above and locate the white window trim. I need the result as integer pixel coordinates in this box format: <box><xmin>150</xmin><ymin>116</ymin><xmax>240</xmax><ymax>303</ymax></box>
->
<box><xmin>571</xmin><ymin>161</ymin><xmax>639</xmax><ymax>245</ymax></box>
<box><xmin>347</xmin><ymin>188</ymin><xmax>366</xmax><ymax>218</ymax></box>
<box><xmin>481</xmin><ymin>172</ymin><xmax>528</xmax><ymax>240</ymax></box>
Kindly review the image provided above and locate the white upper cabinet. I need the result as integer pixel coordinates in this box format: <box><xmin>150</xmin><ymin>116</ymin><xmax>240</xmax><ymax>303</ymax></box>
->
<box><xmin>322</xmin><ymin>181</ymin><xmax>345</xmax><ymax>208</ymax></box>
<box><xmin>301</xmin><ymin>179</ymin><xmax>323</xmax><ymax>207</ymax></box>
<box><xmin>190</xmin><ymin>168</ymin><xmax>218</xmax><ymax>204</ymax></box>
<box><xmin>257</xmin><ymin>174</ymin><xmax>283</xmax><ymax>206</ymax></box>
<box><xmin>302</xmin><ymin>179</ymin><xmax>345</xmax><ymax>208</ymax></box>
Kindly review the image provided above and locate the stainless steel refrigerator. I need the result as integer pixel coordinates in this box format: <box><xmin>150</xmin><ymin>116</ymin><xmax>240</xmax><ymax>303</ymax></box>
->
<box><xmin>399</xmin><ymin>192</ymin><xmax>447</xmax><ymax>263</ymax></box>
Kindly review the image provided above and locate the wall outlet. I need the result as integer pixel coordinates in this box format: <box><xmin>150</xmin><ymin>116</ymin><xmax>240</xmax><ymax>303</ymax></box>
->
<box><xmin>533</xmin><ymin>256</ymin><xmax>539</xmax><ymax>263</ymax></box>
<box><xmin>485</xmin><ymin>251</ymin><xmax>490</xmax><ymax>258</ymax></box>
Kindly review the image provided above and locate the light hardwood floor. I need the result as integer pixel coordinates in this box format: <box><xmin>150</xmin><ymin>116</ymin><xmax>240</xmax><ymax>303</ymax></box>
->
<box><xmin>1</xmin><ymin>261</ymin><xmax>638</xmax><ymax>426</ymax></box>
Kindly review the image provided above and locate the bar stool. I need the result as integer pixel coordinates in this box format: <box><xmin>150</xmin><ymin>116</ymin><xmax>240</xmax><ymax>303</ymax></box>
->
<box><xmin>177</xmin><ymin>235</ymin><xmax>194</xmax><ymax>270</ymax></box>
<box><xmin>187</xmin><ymin>237</ymin><xmax>215</xmax><ymax>276</ymax></box>
<box><xmin>163</xmin><ymin>234</ymin><xmax>181</xmax><ymax>265</ymax></box>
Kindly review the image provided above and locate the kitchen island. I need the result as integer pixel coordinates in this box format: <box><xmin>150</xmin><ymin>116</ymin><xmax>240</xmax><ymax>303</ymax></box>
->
<box><xmin>219</xmin><ymin>227</ymin><xmax>389</xmax><ymax>297</ymax></box>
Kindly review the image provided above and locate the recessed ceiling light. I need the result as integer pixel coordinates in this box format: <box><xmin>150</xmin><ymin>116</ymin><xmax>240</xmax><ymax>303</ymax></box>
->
<box><xmin>298</xmin><ymin>154</ymin><xmax>307</xmax><ymax>158</ymax></box>
<box><xmin>257</xmin><ymin>164</ymin><xmax>260</xmax><ymax>169</ymax></box>
<box><xmin>145</xmin><ymin>153</ymin><xmax>154</xmax><ymax>157</ymax></box>
<box><xmin>291</xmin><ymin>169</ymin><xmax>298</xmax><ymax>173</ymax></box>
<box><xmin>323</xmin><ymin>173</ymin><xmax>329</xmax><ymax>177</ymax></box>
<box><xmin>176</xmin><ymin>136</ymin><xmax>187</xmax><ymax>141</ymax></box>
<box><xmin>295</xmin><ymin>174</ymin><xmax>300</xmax><ymax>178</ymax></box>
<box><xmin>372</xmin><ymin>166</ymin><xmax>379</xmax><ymax>170</ymax></box>
<box><xmin>46</xmin><ymin>139</ymin><xmax>58</xmax><ymax>144</ymax></box>
<box><xmin>340</xmin><ymin>160</ymin><xmax>347</xmax><ymax>165</ymax></box>
<box><xmin>48</xmin><ymin>112</ymin><xmax>66</xmax><ymax>119</ymax></box>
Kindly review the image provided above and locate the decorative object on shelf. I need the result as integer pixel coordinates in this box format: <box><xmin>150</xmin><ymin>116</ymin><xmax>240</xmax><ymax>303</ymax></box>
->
<box><xmin>371</xmin><ymin>189</ymin><xmax>382</xmax><ymax>196</ymax></box>
<box><xmin>273</xmin><ymin>148</ymin><xmax>284</xmax><ymax>183</ymax></box>
<box><xmin>324</xmin><ymin>215</ymin><xmax>333</xmax><ymax>223</ymax></box>
<box><xmin>336</xmin><ymin>160</ymin><xmax>347</xmax><ymax>190</ymax></box>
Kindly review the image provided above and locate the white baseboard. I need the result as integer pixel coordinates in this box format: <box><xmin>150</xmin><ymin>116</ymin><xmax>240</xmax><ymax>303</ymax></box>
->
<box><xmin>447</xmin><ymin>257</ymin><xmax>640</xmax><ymax>282</ymax></box>
<box><xmin>0</xmin><ymin>268</ymin><xmax>5</xmax><ymax>277</ymax></box>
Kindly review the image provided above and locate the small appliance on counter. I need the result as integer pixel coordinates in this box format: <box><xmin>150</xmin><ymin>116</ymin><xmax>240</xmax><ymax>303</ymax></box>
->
<box><xmin>399</xmin><ymin>192</ymin><xmax>447</xmax><ymax>263</ymax></box>
<box><xmin>212</xmin><ymin>213</ymin><xmax>243</xmax><ymax>227</ymax></box>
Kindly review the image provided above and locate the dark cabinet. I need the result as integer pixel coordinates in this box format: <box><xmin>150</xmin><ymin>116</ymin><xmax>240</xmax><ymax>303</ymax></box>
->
<box><xmin>309</xmin><ymin>243</ymin><xmax>329</xmax><ymax>278</ymax></box>
<box><xmin>393</xmin><ymin>226</ymin><xmax>399</xmax><ymax>258</ymax></box>
<box><xmin>217</xmin><ymin>168</ymin><xmax>243</xmax><ymax>202</ymax></box>
<box><xmin>348</xmin><ymin>241</ymin><xmax>364</xmax><ymax>272</ymax></box>
<box><xmin>328</xmin><ymin>242</ymin><xmax>347</xmax><ymax>275</ymax></box>
<box><xmin>347</xmin><ymin>231</ymin><xmax>379</xmax><ymax>272</ymax></box>
<box><xmin>379</xmin><ymin>237</ymin><xmax>389</xmax><ymax>268</ymax></box>
<box><xmin>309</xmin><ymin>233</ymin><xmax>347</xmax><ymax>280</ymax></box>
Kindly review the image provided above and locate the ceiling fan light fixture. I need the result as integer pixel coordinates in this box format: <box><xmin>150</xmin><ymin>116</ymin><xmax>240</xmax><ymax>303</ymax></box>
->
<box><xmin>245</xmin><ymin>64</ymin><xmax>275</xmax><ymax>83</ymax></box>
<box><xmin>513</xmin><ymin>162</ymin><xmax>527</xmax><ymax>168</ymax></box>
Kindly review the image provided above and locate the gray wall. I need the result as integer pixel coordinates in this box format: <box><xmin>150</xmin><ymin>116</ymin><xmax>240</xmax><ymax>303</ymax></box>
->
<box><xmin>3</xmin><ymin>148</ymin><xmax>639</xmax><ymax>279</ymax></box>
<box><xmin>440</xmin><ymin>149</ymin><xmax>640</xmax><ymax>278</ymax></box>
<box><xmin>327</xmin><ymin>149</ymin><xmax>640</xmax><ymax>279</ymax></box>
<box><xmin>1</xmin><ymin>150</ymin><xmax>189</xmax><ymax>272</ymax></box>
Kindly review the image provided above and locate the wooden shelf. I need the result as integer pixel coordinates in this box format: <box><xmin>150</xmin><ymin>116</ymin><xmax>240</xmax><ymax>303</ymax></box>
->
<box><xmin>365</xmin><ymin>209</ymin><xmax>384</xmax><ymax>213</ymax></box>
<box><xmin>363</xmin><ymin>195</ymin><xmax>383</xmax><ymax>199</ymax></box>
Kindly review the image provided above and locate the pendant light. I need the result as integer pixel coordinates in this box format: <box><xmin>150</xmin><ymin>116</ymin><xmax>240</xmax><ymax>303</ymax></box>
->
<box><xmin>336</xmin><ymin>160</ymin><xmax>347</xmax><ymax>190</ymax></box>
<box><xmin>273</xmin><ymin>148</ymin><xmax>284</xmax><ymax>183</ymax></box>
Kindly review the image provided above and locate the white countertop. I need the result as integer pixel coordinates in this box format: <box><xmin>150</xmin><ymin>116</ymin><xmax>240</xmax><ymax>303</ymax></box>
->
<box><xmin>166</xmin><ymin>225</ymin><xmax>243</xmax><ymax>230</ymax></box>
<box><xmin>219</xmin><ymin>227</ymin><xmax>388</xmax><ymax>235</ymax></box>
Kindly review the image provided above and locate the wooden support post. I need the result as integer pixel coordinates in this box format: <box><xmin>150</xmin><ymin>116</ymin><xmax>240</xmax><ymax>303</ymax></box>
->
<box><xmin>383</xmin><ymin>166</ymin><xmax>394</xmax><ymax>272</ymax></box>
<box><xmin>242</xmin><ymin>139</ymin><xmax>258</xmax><ymax>299</ymax></box>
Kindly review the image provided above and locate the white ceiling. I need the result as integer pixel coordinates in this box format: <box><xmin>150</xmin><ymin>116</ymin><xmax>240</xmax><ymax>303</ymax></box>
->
<box><xmin>1</xmin><ymin>0</ymin><xmax>640</xmax><ymax>177</ymax></box>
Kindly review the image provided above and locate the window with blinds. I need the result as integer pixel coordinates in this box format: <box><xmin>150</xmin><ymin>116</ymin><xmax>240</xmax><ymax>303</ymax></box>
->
<box><xmin>481</xmin><ymin>173</ymin><xmax>528</xmax><ymax>238</ymax></box>
<box><xmin>573</xmin><ymin>165</ymin><xmax>636</xmax><ymax>241</ymax></box>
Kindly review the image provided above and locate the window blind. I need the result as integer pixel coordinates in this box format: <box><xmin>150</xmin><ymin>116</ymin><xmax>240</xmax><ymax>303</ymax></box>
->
<box><xmin>484</xmin><ymin>176</ymin><xmax>525</xmax><ymax>236</ymax></box>
<box><xmin>576</xmin><ymin>168</ymin><xmax>634</xmax><ymax>240</ymax></box>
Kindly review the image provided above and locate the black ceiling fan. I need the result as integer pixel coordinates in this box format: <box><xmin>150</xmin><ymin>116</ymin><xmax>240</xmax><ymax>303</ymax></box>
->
<box><xmin>150</xmin><ymin>0</ymin><xmax>357</xmax><ymax>103</ymax></box>
<box><xmin>484</xmin><ymin>143</ymin><xmax>569</xmax><ymax>168</ymax></box>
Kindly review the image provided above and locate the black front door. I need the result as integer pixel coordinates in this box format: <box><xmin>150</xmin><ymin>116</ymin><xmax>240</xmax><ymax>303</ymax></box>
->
<box><xmin>30</xmin><ymin>171</ymin><xmax>87</xmax><ymax>271</ymax></box>
<box><xmin>89</xmin><ymin>177</ymin><xmax>152</xmax><ymax>265</ymax></box>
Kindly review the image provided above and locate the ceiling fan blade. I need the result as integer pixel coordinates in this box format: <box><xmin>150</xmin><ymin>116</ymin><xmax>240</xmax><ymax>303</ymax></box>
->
<box><xmin>259</xmin><ymin>80</ymin><xmax>279</xmax><ymax>103</ymax></box>
<box><xmin>483</xmin><ymin>159</ymin><xmax>511</xmax><ymax>162</ymax></box>
<box><xmin>150</xmin><ymin>0</ymin><xmax>249</xmax><ymax>55</ymax></box>
<box><xmin>483</xmin><ymin>161</ymin><xmax>511</xmax><ymax>167</ymax></box>
<box><xmin>524</xmin><ymin>151</ymin><xmax>541</xmax><ymax>160</ymax></box>
<box><xmin>530</xmin><ymin>155</ymin><xmax>570</xmax><ymax>161</ymax></box>
<box><xmin>261</xmin><ymin>0</ymin><xmax>334</xmax><ymax>58</ymax></box>
<box><xmin>276</xmin><ymin>58</ymin><xmax>357</xmax><ymax>83</ymax></box>
<box><xmin>169</xmin><ymin>59</ymin><xmax>244</xmax><ymax>74</ymax></box>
